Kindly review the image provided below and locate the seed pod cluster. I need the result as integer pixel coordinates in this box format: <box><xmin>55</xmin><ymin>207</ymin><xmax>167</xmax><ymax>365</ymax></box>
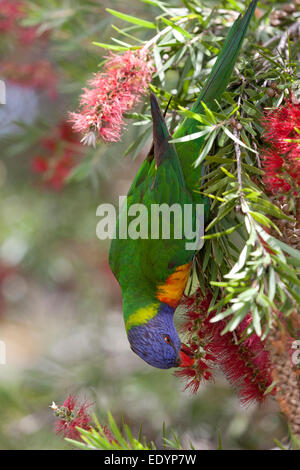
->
<box><xmin>270</xmin><ymin>2</ymin><xmax>298</xmax><ymax>27</ymax></box>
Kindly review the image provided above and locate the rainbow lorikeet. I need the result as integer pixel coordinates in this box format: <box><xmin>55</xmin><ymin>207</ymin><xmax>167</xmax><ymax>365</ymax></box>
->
<box><xmin>109</xmin><ymin>1</ymin><xmax>258</xmax><ymax>369</ymax></box>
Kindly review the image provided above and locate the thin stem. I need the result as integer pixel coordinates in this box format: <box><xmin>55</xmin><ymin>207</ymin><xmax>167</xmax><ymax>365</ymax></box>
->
<box><xmin>233</xmin><ymin>127</ymin><xmax>243</xmax><ymax>197</ymax></box>
<box><xmin>142</xmin><ymin>18</ymin><xmax>188</xmax><ymax>51</ymax></box>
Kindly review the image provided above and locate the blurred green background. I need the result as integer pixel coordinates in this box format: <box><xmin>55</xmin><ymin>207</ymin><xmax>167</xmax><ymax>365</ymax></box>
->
<box><xmin>0</xmin><ymin>0</ymin><xmax>287</xmax><ymax>449</ymax></box>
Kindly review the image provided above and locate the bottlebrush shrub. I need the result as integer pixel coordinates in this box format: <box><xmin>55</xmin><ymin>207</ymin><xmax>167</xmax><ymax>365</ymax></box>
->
<box><xmin>69</xmin><ymin>50</ymin><xmax>154</xmax><ymax>146</ymax></box>
<box><xmin>176</xmin><ymin>289</ymin><xmax>275</xmax><ymax>404</ymax></box>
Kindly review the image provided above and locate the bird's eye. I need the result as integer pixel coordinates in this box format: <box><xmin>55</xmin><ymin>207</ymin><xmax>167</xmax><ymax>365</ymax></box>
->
<box><xmin>164</xmin><ymin>335</ymin><xmax>171</xmax><ymax>344</ymax></box>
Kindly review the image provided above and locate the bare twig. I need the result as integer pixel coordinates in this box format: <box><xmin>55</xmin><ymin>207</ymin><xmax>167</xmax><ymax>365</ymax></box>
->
<box><xmin>277</xmin><ymin>21</ymin><xmax>300</xmax><ymax>54</ymax></box>
<box><xmin>254</xmin><ymin>21</ymin><xmax>300</xmax><ymax>61</ymax></box>
<box><xmin>233</xmin><ymin>127</ymin><xmax>243</xmax><ymax>198</ymax></box>
<box><xmin>252</xmin><ymin>141</ymin><xmax>261</xmax><ymax>169</ymax></box>
<box><xmin>253</xmin><ymin>20</ymin><xmax>300</xmax><ymax>73</ymax></box>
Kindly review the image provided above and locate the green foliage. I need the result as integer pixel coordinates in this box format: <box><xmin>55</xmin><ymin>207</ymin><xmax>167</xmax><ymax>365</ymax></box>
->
<box><xmin>67</xmin><ymin>410</ymin><xmax>300</xmax><ymax>450</ymax></box>
<box><xmin>66</xmin><ymin>412</ymin><xmax>184</xmax><ymax>450</ymax></box>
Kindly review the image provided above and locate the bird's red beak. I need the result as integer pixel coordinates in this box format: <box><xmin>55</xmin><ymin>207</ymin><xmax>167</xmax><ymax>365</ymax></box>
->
<box><xmin>179</xmin><ymin>343</ymin><xmax>195</xmax><ymax>367</ymax></box>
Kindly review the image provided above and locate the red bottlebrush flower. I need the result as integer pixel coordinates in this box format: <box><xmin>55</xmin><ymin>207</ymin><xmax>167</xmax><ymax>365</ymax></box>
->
<box><xmin>41</xmin><ymin>138</ymin><xmax>56</xmax><ymax>152</ymax></box>
<box><xmin>0</xmin><ymin>0</ymin><xmax>23</xmax><ymax>33</ymax></box>
<box><xmin>59</xmin><ymin>121</ymin><xmax>80</xmax><ymax>143</ymax></box>
<box><xmin>261</xmin><ymin>99</ymin><xmax>300</xmax><ymax>195</ymax></box>
<box><xmin>0</xmin><ymin>0</ymin><xmax>49</xmax><ymax>47</ymax></box>
<box><xmin>0</xmin><ymin>61</ymin><xmax>58</xmax><ymax>99</ymax></box>
<box><xmin>51</xmin><ymin>395</ymin><xmax>92</xmax><ymax>441</ymax></box>
<box><xmin>101</xmin><ymin>425</ymin><xmax>118</xmax><ymax>445</ymax></box>
<box><xmin>31</xmin><ymin>121</ymin><xmax>83</xmax><ymax>190</ymax></box>
<box><xmin>69</xmin><ymin>49</ymin><xmax>154</xmax><ymax>146</ymax></box>
<box><xmin>175</xmin><ymin>295</ymin><xmax>215</xmax><ymax>393</ymax></box>
<box><xmin>176</xmin><ymin>289</ymin><xmax>275</xmax><ymax>405</ymax></box>
<box><xmin>208</xmin><ymin>314</ymin><xmax>275</xmax><ymax>405</ymax></box>
<box><xmin>47</xmin><ymin>153</ymin><xmax>75</xmax><ymax>190</ymax></box>
<box><xmin>262</xmin><ymin>100</ymin><xmax>300</xmax><ymax>153</ymax></box>
<box><xmin>32</xmin><ymin>156</ymin><xmax>48</xmax><ymax>173</ymax></box>
<box><xmin>179</xmin><ymin>343</ymin><xmax>195</xmax><ymax>367</ymax></box>
<box><xmin>28</xmin><ymin>60</ymin><xmax>58</xmax><ymax>99</ymax></box>
<box><xmin>16</xmin><ymin>25</ymin><xmax>39</xmax><ymax>46</ymax></box>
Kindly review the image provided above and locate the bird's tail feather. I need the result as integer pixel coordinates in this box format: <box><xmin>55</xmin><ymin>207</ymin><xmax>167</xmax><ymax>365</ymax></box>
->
<box><xmin>193</xmin><ymin>0</ymin><xmax>258</xmax><ymax>111</ymax></box>
<box><xmin>150</xmin><ymin>92</ymin><xmax>170</xmax><ymax>153</ymax></box>
<box><xmin>173</xmin><ymin>0</ymin><xmax>258</xmax><ymax>188</ymax></box>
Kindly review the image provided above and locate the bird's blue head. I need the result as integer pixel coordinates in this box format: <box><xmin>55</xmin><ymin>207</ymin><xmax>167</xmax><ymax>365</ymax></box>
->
<box><xmin>127</xmin><ymin>303</ymin><xmax>182</xmax><ymax>369</ymax></box>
